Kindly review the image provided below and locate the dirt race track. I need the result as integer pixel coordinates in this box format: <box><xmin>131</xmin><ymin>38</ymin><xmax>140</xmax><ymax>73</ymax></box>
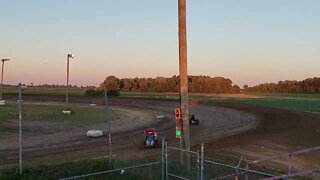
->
<box><xmin>1</xmin><ymin>95</ymin><xmax>320</xmax><ymax>174</ymax></box>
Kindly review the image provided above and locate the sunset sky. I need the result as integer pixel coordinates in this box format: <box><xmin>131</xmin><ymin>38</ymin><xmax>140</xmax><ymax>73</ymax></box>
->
<box><xmin>1</xmin><ymin>0</ymin><xmax>320</xmax><ymax>87</ymax></box>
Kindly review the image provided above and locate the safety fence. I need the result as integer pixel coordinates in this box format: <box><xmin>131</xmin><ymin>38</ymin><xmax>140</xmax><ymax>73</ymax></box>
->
<box><xmin>164</xmin><ymin>141</ymin><xmax>204</xmax><ymax>180</ymax></box>
<box><xmin>247</xmin><ymin>146</ymin><xmax>320</xmax><ymax>180</ymax></box>
<box><xmin>59</xmin><ymin>138</ymin><xmax>320</xmax><ymax>180</ymax></box>
<box><xmin>60</xmin><ymin>161</ymin><xmax>161</xmax><ymax>180</ymax></box>
<box><xmin>162</xmin><ymin>138</ymin><xmax>275</xmax><ymax>180</ymax></box>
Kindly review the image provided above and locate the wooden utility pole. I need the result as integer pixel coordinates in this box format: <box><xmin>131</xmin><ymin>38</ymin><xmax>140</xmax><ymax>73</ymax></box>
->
<box><xmin>178</xmin><ymin>0</ymin><xmax>190</xmax><ymax>168</ymax></box>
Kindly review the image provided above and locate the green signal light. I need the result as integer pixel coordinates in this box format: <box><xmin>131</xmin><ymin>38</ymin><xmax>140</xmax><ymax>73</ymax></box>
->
<box><xmin>176</xmin><ymin>129</ymin><xmax>181</xmax><ymax>137</ymax></box>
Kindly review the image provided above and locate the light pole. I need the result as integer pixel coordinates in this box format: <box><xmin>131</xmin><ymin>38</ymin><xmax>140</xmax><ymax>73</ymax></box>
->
<box><xmin>1</xmin><ymin>58</ymin><xmax>10</xmax><ymax>101</ymax></box>
<box><xmin>66</xmin><ymin>54</ymin><xmax>74</xmax><ymax>106</ymax></box>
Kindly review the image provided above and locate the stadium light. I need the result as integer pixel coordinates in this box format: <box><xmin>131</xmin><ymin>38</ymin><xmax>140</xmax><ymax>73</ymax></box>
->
<box><xmin>66</xmin><ymin>54</ymin><xmax>74</xmax><ymax>106</ymax></box>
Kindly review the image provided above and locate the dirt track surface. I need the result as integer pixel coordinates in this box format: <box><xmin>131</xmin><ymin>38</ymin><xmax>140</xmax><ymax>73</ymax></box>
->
<box><xmin>0</xmin><ymin>95</ymin><xmax>256</xmax><ymax>170</ymax></box>
<box><xmin>1</xmin><ymin>95</ymin><xmax>320</xmax><ymax>174</ymax></box>
<box><xmin>202</xmin><ymin>101</ymin><xmax>320</xmax><ymax>172</ymax></box>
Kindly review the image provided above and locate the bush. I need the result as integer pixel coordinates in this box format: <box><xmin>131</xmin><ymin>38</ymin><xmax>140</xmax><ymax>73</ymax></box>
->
<box><xmin>85</xmin><ymin>88</ymin><xmax>120</xmax><ymax>96</ymax></box>
<box><xmin>107</xmin><ymin>89</ymin><xmax>120</xmax><ymax>96</ymax></box>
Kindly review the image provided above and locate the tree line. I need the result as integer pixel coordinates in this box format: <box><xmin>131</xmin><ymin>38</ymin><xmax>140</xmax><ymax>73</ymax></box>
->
<box><xmin>99</xmin><ymin>75</ymin><xmax>240</xmax><ymax>93</ymax></box>
<box><xmin>244</xmin><ymin>77</ymin><xmax>320</xmax><ymax>93</ymax></box>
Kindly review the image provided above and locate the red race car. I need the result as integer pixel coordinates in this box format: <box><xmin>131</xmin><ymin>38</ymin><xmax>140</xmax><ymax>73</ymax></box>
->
<box><xmin>143</xmin><ymin>128</ymin><xmax>159</xmax><ymax>148</ymax></box>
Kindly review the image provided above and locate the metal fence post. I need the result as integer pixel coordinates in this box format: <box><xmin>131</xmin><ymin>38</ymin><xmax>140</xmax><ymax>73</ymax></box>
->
<box><xmin>18</xmin><ymin>83</ymin><xmax>23</xmax><ymax>175</ymax></box>
<box><xmin>165</xmin><ymin>140</ymin><xmax>168</xmax><ymax>180</ymax></box>
<box><xmin>200</xmin><ymin>143</ymin><xmax>204</xmax><ymax>180</ymax></box>
<box><xmin>197</xmin><ymin>149</ymin><xmax>200</xmax><ymax>180</ymax></box>
<box><xmin>245</xmin><ymin>161</ymin><xmax>249</xmax><ymax>180</ymax></box>
<box><xmin>288</xmin><ymin>154</ymin><xmax>292</xmax><ymax>176</ymax></box>
<box><xmin>104</xmin><ymin>89</ymin><xmax>112</xmax><ymax>168</ymax></box>
<box><xmin>235</xmin><ymin>155</ymin><xmax>243</xmax><ymax>180</ymax></box>
<box><xmin>162</xmin><ymin>137</ymin><xmax>165</xmax><ymax>180</ymax></box>
<box><xmin>235</xmin><ymin>174</ymin><xmax>238</xmax><ymax>180</ymax></box>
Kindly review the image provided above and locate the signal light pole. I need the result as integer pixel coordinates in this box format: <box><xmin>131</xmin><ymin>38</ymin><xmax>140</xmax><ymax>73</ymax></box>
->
<box><xmin>178</xmin><ymin>0</ymin><xmax>190</xmax><ymax>168</ymax></box>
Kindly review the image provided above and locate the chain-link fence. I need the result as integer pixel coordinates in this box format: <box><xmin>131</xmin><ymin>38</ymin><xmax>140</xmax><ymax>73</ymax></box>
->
<box><xmin>247</xmin><ymin>146</ymin><xmax>320</xmax><ymax>180</ymax></box>
<box><xmin>60</xmin><ymin>160</ymin><xmax>161</xmax><ymax>180</ymax></box>
<box><xmin>160</xmin><ymin>139</ymin><xmax>320</xmax><ymax>180</ymax></box>
<box><xmin>164</xmin><ymin>140</ymin><xmax>204</xmax><ymax>180</ymax></box>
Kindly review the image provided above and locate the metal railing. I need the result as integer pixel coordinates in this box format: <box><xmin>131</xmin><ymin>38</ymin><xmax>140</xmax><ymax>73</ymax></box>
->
<box><xmin>204</xmin><ymin>159</ymin><xmax>275</xmax><ymax>180</ymax></box>
<box><xmin>58</xmin><ymin>138</ymin><xmax>320</xmax><ymax>180</ymax></box>
<box><xmin>163</xmin><ymin>137</ymin><xmax>204</xmax><ymax>180</ymax></box>
<box><xmin>246</xmin><ymin>145</ymin><xmax>320</xmax><ymax>180</ymax></box>
<box><xmin>59</xmin><ymin>161</ymin><xmax>160</xmax><ymax>180</ymax></box>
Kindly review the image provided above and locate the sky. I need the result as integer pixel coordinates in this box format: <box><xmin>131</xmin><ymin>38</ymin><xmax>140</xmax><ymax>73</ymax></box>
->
<box><xmin>1</xmin><ymin>0</ymin><xmax>320</xmax><ymax>87</ymax></box>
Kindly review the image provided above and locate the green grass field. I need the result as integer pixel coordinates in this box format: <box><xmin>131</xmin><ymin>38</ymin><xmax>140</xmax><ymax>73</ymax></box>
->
<box><xmin>0</xmin><ymin>103</ymin><xmax>116</xmax><ymax>126</ymax></box>
<box><xmin>2</xmin><ymin>87</ymin><xmax>320</xmax><ymax>113</ymax></box>
<box><xmin>120</xmin><ymin>91</ymin><xmax>213</xmax><ymax>99</ymax></box>
<box><xmin>121</xmin><ymin>92</ymin><xmax>320</xmax><ymax>112</ymax></box>
<box><xmin>3</xmin><ymin>87</ymin><xmax>87</xmax><ymax>96</ymax></box>
<box><xmin>0</xmin><ymin>158</ymin><xmax>150</xmax><ymax>180</ymax></box>
<box><xmin>243</xmin><ymin>92</ymin><xmax>320</xmax><ymax>100</ymax></box>
<box><xmin>0</xmin><ymin>157</ymin><xmax>274</xmax><ymax>180</ymax></box>
<box><xmin>220</xmin><ymin>98</ymin><xmax>320</xmax><ymax>112</ymax></box>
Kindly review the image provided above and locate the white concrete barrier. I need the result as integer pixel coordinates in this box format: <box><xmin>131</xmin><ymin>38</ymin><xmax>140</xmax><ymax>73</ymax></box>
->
<box><xmin>87</xmin><ymin>130</ymin><xmax>103</xmax><ymax>137</ymax></box>
<box><xmin>62</xmin><ymin>110</ymin><xmax>72</xmax><ymax>115</ymax></box>
<box><xmin>0</xmin><ymin>100</ymin><xmax>5</xmax><ymax>106</ymax></box>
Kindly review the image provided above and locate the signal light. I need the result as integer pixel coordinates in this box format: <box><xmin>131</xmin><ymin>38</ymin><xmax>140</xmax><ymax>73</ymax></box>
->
<box><xmin>176</xmin><ymin>129</ymin><xmax>181</xmax><ymax>138</ymax></box>
<box><xmin>175</xmin><ymin>108</ymin><xmax>182</xmax><ymax>139</ymax></box>
<box><xmin>175</xmin><ymin>108</ymin><xmax>181</xmax><ymax>119</ymax></box>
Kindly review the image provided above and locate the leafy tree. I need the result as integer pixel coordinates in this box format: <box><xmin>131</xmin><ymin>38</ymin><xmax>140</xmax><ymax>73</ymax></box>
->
<box><xmin>85</xmin><ymin>88</ymin><xmax>120</xmax><ymax>96</ymax></box>
<box><xmin>100</xmin><ymin>76</ymin><xmax>120</xmax><ymax>91</ymax></box>
<box><xmin>244</xmin><ymin>77</ymin><xmax>320</xmax><ymax>93</ymax></box>
<box><xmin>100</xmin><ymin>75</ymin><xmax>240</xmax><ymax>93</ymax></box>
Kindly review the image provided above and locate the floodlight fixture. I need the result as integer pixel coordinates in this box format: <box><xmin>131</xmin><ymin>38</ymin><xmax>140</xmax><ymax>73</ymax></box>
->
<box><xmin>1</xmin><ymin>58</ymin><xmax>10</xmax><ymax>62</ymax></box>
<box><xmin>68</xmin><ymin>54</ymin><xmax>74</xmax><ymax>59</ymax></box>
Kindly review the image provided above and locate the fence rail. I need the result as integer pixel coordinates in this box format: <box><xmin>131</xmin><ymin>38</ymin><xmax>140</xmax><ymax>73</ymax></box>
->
<box><xmin>168</xmin><ymin>173</ymin><xmax>191</xmax><ymax>180</ymax></box>
<box><xmin>260</xmin><ymin>168</ymin><xmax>320</xmax><ymax>180</ymax></box>
<box><xmin>57</xmin><ymin>138</ymin><xmax>320</xmax><ymax>180</ymax></box>
<box><xmin>247</xmin><ymin>145</ymin><xmax>320</xmax><ymax>180</ymax></box>
<box><xmin>249</xmin><ymin>146</ymin><xmax>320</xmax><ymax>165</ymax></box>
<box><xmin>210</xmin><ymin>171</ymin><xmax>246</xmax><ymax>180</ymax></box>
<box><xmin>204</xmin><ymin>159</ymin><xmax>276</xmax><ymax>178</ymax></box>
<box><xmin>59</xmin><ymin>161</ymin><xmax>160</xmax><ymax>180</ymax></box>
<box><xmin>167</xmin><ymin>145</ymin><xmax>200</xmax><ymax>156</ymax></box>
